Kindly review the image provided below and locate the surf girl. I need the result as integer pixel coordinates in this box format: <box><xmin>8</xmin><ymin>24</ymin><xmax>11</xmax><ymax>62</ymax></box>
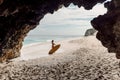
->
<box><xmin>51</xmin><ymin>40</ymin><xmax>55</xmax><ymax>48</ymax></box>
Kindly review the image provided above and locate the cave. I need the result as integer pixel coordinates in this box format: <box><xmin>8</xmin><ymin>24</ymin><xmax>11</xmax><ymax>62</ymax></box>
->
<box><xmin>0</xmin><ymin>0</ymin><xmax>119</xmax><ymax>62</ymax></box>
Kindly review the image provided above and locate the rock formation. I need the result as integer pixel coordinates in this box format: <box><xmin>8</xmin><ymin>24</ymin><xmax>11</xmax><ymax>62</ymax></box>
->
<box><xmin>91</xmin><ymin>0</ymin><xmax>120</xmax><ymax>59</ymax></box>
<box><xmin>84</xmin><ymin>28</ymin><xmax>96</xmax><ymax>36</ymax></box>
<box><xmin>0</xmin><ymin>0</ymin><xmax>119</xmax><ymax>62</ymax></box>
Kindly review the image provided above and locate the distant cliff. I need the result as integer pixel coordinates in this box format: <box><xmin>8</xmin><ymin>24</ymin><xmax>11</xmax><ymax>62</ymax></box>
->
<box><xmin>84</xmin><ymin>28</ymin><xmax>96</xmax><ymax>36</ymax></box>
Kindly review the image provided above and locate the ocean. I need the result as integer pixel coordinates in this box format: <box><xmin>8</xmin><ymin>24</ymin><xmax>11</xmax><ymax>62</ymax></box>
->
<box><xmin>23</xmin><ymin>35</ymin><xmax>82</xmax><ymax>45</ymax></box>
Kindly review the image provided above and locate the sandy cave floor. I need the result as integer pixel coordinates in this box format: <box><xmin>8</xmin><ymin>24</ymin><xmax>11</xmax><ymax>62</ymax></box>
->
<box><xmin>0</xmin><ymin>36</ymin><xmax>120</xmax><ymax>80</ymax></box>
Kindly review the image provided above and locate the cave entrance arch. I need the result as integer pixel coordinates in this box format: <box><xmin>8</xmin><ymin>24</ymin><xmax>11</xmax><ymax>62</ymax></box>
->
<box><xmin>20</xmin><ymin>3</ymin><xmax>107</xmax><ymax>60</ymax></box>
<box><xmin>0</xmin><ymin>0</ymin><xmax>119</xmax><ymax>62</ymax></box>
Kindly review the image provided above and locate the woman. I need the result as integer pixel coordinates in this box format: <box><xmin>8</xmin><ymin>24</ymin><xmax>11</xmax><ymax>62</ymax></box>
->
<box><xmin>51</xmin><ymin>40</ymin><xmax>55</xmax><ymax>49</ymax></box>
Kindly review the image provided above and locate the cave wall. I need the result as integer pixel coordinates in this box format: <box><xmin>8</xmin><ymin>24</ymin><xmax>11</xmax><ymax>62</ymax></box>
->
<box><xmin>0</xmin><ymin>0</ymin><xmax>119</xmax><ymax>62</ymax></box>
<box><xmin>91</xmin><ymin>0</ymin><xmax>120</xmax><ymax>59</ymax></box>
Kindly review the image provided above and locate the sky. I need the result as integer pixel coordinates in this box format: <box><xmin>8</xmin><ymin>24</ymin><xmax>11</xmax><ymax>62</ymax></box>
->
<box><xmin>28</xmin><ymin>3</ymin><xmax>107</xmax><ymax>36</ymax></box>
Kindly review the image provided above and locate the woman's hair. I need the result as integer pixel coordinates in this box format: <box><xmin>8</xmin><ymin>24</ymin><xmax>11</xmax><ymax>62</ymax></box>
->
<box><xmin>52</xmin><ymin>40</ymin><xmax>54</xmax><ymax>43</ymax></box>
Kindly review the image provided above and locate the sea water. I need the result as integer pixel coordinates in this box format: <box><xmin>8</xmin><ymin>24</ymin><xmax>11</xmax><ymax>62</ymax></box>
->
<box><xmin>23</xmin><ymin>35</ymin><xmax>82</xmax><ymax>45</ymax></box>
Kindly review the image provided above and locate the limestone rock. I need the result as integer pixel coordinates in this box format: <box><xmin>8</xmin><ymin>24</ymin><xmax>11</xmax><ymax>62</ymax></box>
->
<box><xmin>91</xmin><ymin>0</ymin><xmax>120</xmax><ymax>59</ymax></box>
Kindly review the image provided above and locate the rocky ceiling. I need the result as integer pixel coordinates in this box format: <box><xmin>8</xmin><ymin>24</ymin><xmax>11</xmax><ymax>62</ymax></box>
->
<box><xmin>0</xmin><ymin>0</ymin><xmax>119</xmax><ymax>62</ymax></box>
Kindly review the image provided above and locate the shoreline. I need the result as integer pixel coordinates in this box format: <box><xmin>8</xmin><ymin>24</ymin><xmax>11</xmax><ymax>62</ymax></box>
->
<box><xmin>12</xmin><ymin>36</ymin><xmax>83</xmax><ymax>61</ymax></box>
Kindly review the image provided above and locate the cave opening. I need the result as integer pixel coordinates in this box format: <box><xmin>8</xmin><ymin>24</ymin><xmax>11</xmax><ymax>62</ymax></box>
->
<box><xmin>18</xmin><ymin>3</ymin><xmax>108</xmax><ymax>60</ymax></box>
<box><xmin>24</xmin><ymin>3</ymin><xmax>107</xmax><ymax>45</ymax></box>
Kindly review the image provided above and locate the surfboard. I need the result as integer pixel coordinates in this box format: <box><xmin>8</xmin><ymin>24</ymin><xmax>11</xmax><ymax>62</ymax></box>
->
<box><xmin>49</xmin><ymin>44</ymin><xmax>61</xmax><ymax>55</ymax></box>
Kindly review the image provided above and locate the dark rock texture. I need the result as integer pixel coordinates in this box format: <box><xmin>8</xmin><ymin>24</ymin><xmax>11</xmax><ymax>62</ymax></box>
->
<box><xmin>91</xmin><ymin>0</ymin><xmax>120</xmax><ymax>59</ymax></box>
<box><xmin>84</xmin><ymin>28</ymin><xmax>96</xmax><ymax>36</ymax></box>
<box><xmin>0</xmin><ymin>0</ymin><xmax>119</xmax><ymax>61</ymax></box>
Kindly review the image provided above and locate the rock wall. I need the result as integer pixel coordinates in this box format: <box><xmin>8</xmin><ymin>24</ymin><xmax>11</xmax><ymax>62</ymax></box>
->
<box><xmin>91</xmin><ymin>0</ymin><xmax>120</xmax><ymax>59</ymax></box>
<box><xmin>0</xmin><ymin>0</ymin><xmax>119</xmax><ymax>62</ymax></box>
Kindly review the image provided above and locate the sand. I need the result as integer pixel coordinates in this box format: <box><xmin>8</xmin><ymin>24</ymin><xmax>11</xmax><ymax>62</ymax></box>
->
<box><xmin>0</xmin><ymin>36</ymin><xmax>120</xmax><ymax>80</ymax></box>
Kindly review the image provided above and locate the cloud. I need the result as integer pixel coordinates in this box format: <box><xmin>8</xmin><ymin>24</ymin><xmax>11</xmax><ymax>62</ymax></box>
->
<box><xmin>67</xmin><ymin>17</ymin><xmax>93</xmax><ymax>21</ymax></box>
